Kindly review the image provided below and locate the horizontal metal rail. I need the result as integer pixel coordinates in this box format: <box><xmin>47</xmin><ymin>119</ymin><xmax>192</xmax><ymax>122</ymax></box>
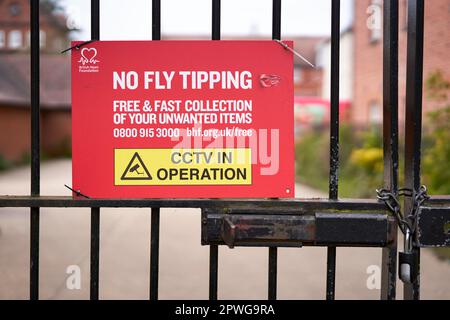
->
<box><xmin>0</xmin><ymin>197</ymin><xmax>386</xmax><ymax>210</ymax></box>
<box><xmin>425</xmin><ymin>197</ymin><xmax>450</xmax><ymax>205</ymax></box>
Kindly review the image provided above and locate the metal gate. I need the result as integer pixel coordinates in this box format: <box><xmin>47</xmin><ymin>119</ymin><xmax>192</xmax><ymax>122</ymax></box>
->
<box><xmin>0</xmin><ymin>0</ymin><xmax>449</xmax><ymax>301</ymax></box>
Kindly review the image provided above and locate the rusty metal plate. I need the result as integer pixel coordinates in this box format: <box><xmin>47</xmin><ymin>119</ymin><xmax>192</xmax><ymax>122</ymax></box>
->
<box><xmin>417</xmin><ymin>207</ymin><xmax>450</xmax><ymax>247</ymax></box>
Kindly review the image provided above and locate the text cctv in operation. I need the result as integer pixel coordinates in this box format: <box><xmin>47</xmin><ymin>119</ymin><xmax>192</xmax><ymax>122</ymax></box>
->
<box><xmin>113</xmin><ymin>71</ymin><xmax>253</xmax><ymax>90</ymax></box>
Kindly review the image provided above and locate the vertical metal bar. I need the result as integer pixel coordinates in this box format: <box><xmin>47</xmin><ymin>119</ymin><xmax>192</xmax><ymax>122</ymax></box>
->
<box><xmin>89</xmin><ymin>0</ymin><xmax>100</xmax><ymax>301</ymax></box>
<box><xmin>381</xmin><ymin>0</ymin><xmax>399</xmax><ymax>301</ymax></box>
<box><xmin>329</xmin><ymin>1</ymin><xmax>340</xmax><ymax>200</ymax></box>
<box><xmin>326</xmin><ymin>0</ymin><xmax>340</xmax><ymax>301</ymax></box>
<box><xmin>404</xmin><ymin>0</ymin><xmax>424</xmax><ymax>301</ymax></box>
<box><xmin>29</xmin><ymin>0</ymin><xmax>40</xmax><ymax>301</ymax></box>
<box><xmin>90</xmin><ymin>207</ymin><xmax>100</xmax><ymax>300</ymax></box>
<box><xmin>208</xmin><ymin>0</ymin><xmax>221</xmax><ymax>301</ymax></box>
<box><xmin>382</xmin><ymin>1</ymin><xmax>399</xmax><ymax>194</ymax></box>
<box><xmin>209</xmin><ymin>245</ymin><xmax>219</xmax><ymax>300</ymax></box>
<box><xmin>150</xmin><ymin>207</ymin><xmax>160</xmax><ymax>300</ymax></box>
<box><xmin>381</xmin><ymin>240</ymin><xmax>397</xmax><ymax>300</ymax></box>
<box><xmin>152</xmin><ymin>0</ymin><xmax>161</xmax><ymax>41</ymax></box>
<box><xmin>268</xmin><ymin>247</ymin><xmax>278</xmax><ymax>300</ymax></box>
<box><xmin>326</xmin><ymin>247</ymin><xmax>336</xmax><ymax>300</ymax></box>
<box><xmin>91</xmin><ymin>0</ymin><xmax>100</xmax><ymax>40</ymax></box>
<box><xmin>267</xmin><ymin>0</ymin><xmax>281</xmax><ymax>301</ymax></box>
<box><xmin>212</xmin><ymin>0</ymin><xmax>221</xmax><ymax>40</ymax></box>
<box><xmin>30</xmin><ymin>2</ymin><xmax>40</xmax><ymax>195</ymax></box>
<box><xmin>272</xmin><ymin>0</ymin><xmax>281</xmax><ymax>40</ymax></box>
<box><xmin>149</xmin><ymin>0</ymin><xmax>161</xmax><ymax>301</ymax></box>
<box><xmin>30</xmin><ymin>207</ymin><xmax>39</xmax><ymax>300</ymax></box>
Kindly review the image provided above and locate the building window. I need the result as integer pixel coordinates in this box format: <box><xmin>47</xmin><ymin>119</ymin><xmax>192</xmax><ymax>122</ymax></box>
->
<box><xmin>25</xmin><ymin>31</ymin><xmax>30</xmax><ymax>47</ymax></box>
<box><xmin>40</xmin><ymin>30</ymin><xmax>46</xmax><ymax>48</ymax></box>
<box><xmin>24</xmin><ymin>30</ymin><xmax>46</xmax><ymax>48</ymax></box>
<box><xmin>369</xmin><ymin>101</ymin><xmax>382</xmax><ymax>124</ymax></box>
<box><xmin>402</xmin><ymin>0</ymin><xmax>409</xmax><ymax>31</ymax></box>
<box><xmin>9</xmin><ymin>2</ymin><xmax>22</xmax><ymax>16</ymax></box>
<box><xmin>0</xmin><ymin>30</ymin><xmax>5</xmax><ymax>48</ymax></box>
<box><xmin>367</xmin><ymin>0</ymin><xmax>382</xmax><ymax>43</ymax></box>
<box><xmin>8</xmin><ymin>30</ymin><xmax>22</xmax><ymax>49</ymax></box>
<box><xmin>294</xmin><ymin>68</ymin><xmax>302</xmax><ymax>84</ymax></box>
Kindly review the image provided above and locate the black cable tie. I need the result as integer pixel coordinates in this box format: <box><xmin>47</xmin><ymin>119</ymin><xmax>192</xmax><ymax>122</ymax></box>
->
<box><xmin>64</xmin><ymin>184</ymin><xmax>91</xmax><ymax>199</ymax></box>
<box><xmin>61</xmin><ymin>40</ymin><xmax>97</xmax><ymax>54</ymax></box>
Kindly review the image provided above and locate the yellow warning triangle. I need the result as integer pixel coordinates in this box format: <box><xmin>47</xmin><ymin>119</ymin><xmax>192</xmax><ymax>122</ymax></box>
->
<box><xmin>121</xmin><ymin>152</ymin><xmax>152</xmax><ymax>180</ymax></box>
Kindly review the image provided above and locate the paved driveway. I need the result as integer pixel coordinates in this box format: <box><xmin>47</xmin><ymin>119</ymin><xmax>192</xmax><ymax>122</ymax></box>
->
<box><xmin>0</xmin><ymin>160</ymin><xmax>449</xmax><ymax>300</ymax></box>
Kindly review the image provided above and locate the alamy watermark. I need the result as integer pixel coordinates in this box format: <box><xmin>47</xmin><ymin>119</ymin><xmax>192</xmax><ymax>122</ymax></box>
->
<box><xmin>66</xmin><ymin>265</ymin><xmax>81</xmax><ymax>290</ymax></box>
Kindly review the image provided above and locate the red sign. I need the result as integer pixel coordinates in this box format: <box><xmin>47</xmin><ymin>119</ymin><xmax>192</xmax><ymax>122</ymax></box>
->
<box><xmin>72</xmin><ymin>41</ymin><xmax>294</xmax><ymax>199</ymax></box>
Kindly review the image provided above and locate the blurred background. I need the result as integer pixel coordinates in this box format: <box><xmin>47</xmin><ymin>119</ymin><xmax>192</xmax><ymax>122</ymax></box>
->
<box><xmin>0</xmin><ymin>0</ymin><xmax>449</xmax><ymax>299</ymax></box>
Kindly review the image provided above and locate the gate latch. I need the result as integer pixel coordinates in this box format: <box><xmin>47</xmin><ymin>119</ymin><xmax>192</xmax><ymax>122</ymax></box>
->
<box><xmin>221</xmin><ymin>216</ymin><xmax>236</xmax><ymax>249</ymax></box>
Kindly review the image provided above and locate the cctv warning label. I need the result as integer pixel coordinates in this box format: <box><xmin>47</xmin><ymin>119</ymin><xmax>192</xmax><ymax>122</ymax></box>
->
<box><xmin>114</xmin><ymin>149</ymin><xmax>252</xmax><ymax>186</ymax></box>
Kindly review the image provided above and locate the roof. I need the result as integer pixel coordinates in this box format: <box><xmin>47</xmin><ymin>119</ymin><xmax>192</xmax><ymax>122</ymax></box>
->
<box><xmin>163</xmin><ymin>35</ymin><xmax>326</xmax><ymax>68</ymax></box>
<box><xmin>0</xmin><ymin>37</ymin><xmax>324</xmax><ymax>109</ymax></box>
<box><xmin>0</xmin><ymin>2</ymin><xmax>69</xmax><ymax>33</ymax></box>
<box><xmin>0</xmin><ymin>53</ymin><xmax>71</xmax><ymax>110</ymax></box>
<box><xmin>318</xmin><ymin>26</ymin><xmax>354</xmax><ymax>46</ymax></box>
<box><xmin>290</xmin><ymin>37</ymin><xmax>327</xmax><ymax>67</ymax></box>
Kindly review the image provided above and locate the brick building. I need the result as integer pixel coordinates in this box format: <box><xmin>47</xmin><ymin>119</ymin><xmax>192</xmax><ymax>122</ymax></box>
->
<box><xmin>0</xmin><ymin>54</ymin><xmax>71</xmax><ymax>162</ymax></box>
<box><xmin>0</xmin><ymin>1</ymin><xmax>71</xmax><ymax>162</ymax></box>
<box><xmin>353</xmin><ymin>0</ymin><xmax>450</xmax><ymax>126</ymax></box>
<box><xmin>0</xmin><ymin>0</ymin><xmax>70</xmax><ymax>53</ymax></box>
<box><xmin>290</xmin><ymin>37</ymin><xmax>325</xmax><ymax>97</ymax></box>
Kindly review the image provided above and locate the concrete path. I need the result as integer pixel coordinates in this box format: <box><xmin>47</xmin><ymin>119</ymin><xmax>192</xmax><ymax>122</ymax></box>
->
<box><xmin>0</xmin><ymin>160</ymin><xmax>449</xmax><ymax>300</ymax></box>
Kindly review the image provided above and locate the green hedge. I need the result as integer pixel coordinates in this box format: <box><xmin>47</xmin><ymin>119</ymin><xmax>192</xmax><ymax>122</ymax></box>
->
<box><xmin>295</xmin><ymin>125</ymin><xmax>384</xmax><ymax>198</ymax></box>
<box><xmin>295</xmin><ymin>108</ymin><xmax>450</xmax><ymax>199</ymax></box>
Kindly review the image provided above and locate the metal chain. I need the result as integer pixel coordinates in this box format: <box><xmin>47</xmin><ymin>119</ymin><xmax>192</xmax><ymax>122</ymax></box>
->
<box><xmin>377</xmin><ymin>188</ymin><xmax>409</xmax><ymax>234</ymax></box>
<box><xmin>407</xmin><ymin>185</ymin><xmax>430</xmax><ymax>234</ymax></box>
<box><xmin>376</xmin><ymin>186</ymin><xmax>430</xmax><ymax>235</ymax></box>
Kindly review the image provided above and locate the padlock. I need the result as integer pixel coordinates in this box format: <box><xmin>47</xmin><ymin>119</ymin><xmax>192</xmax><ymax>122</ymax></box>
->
<box><xmin>399</xmin><ymin>251</ymin><xmax>419</xmax><ymax>284</ymax></box>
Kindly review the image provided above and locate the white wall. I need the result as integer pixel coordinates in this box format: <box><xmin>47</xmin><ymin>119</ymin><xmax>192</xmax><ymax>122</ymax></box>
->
<box><xmin>317</xmin><ymin>31</ymin><xmax>354</xmax><ymax>102</ymax></box>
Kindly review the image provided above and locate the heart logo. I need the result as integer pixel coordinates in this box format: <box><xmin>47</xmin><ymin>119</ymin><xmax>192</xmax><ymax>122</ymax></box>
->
<box><xmin>80</xmin><ymin>47</ymin><xmax>99</xmax><ymax>64</ymax></box>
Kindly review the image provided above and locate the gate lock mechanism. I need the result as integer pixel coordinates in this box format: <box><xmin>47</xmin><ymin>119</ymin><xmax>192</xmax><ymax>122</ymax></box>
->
<box><xmin>377</xmin><ymin>186</ymin><xmax>430</xmax><ymax>285</ymax></box>
<box><xmin>399</xmin><ymin>230</ymin><xmax>419</xmax><ymax>284</ymax></box>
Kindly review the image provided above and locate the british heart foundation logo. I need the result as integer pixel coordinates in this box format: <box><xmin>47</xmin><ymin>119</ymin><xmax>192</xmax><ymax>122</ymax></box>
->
<box><xmin>78</xmin><ymin>47</ymin><xmax>100</xmax><ymax>73</ymax></box>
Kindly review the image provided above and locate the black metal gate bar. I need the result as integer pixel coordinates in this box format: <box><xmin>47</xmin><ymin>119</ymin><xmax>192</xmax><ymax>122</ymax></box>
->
<box><xmin>404</xmin><ymin>0</ymin><xmax>425</xmax><ymax>301</ymax></box>
<box><xmin>29</xmin><ymin>0</ymin><xmax>40</xmax><ymax>301</ymax></box>
<box><xmin>268</xmin><ymin>247</ymin><xmax>277</xmax><ymax>300</ymax></box>
<box><xmin>268</xmin><ymin>0</ymin><xmax>282</xmax><ymax>301</ymax></box>
<box><xmin>152</xmin><ymin>0</ymin><xmax>161</xmax><ymax>41</ymax></box>
<box><xmin>212</xmin><ymin>0</ymin><xmax>220</xmax><ymax>40</ymax></box>
<box><xmin>326</xmin><ymin>0</ymin><xmax>340</xmax><ymax>301</ymax></box>
<box><xmin>89</xmin><ymin>0</ymin><xmax>101</xmax><ymax>301</ymax></box>
<box><xmin>380</xmin><ymin>0</ymin><xmax>399</xmax><ymax>301</ymax></box>
<box><xmin>209</xmin><ymin>0</ymin><xmax>221</xmax><ymax>301</ymax></box>
<box><xmin>150</xmin><ymin>207</ymin><xmax>160</xmax><ymax>300</ymax></box>
<box><xmin>90</xmin><ymin>207</ymin><xmax>100</xmax><ymax>300</ymax></box>
<box><xmin>209</xmin><ymin>243</ymin><xmax>219</xmax><ymax>301</ymax></box>
<box><xmin>150</xmin><ymin>0</ymin><xmax>162</xmax><ymax>301</ymax></box>
<box><xmin>426</xmin><ymin>196</ymin><xmax>450</xmax><ymax>205</ymax></box>
<box><xmin>30</xmin><ymin>1</ymin><xmax>40</xmax><ymax>195</ymax></box>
